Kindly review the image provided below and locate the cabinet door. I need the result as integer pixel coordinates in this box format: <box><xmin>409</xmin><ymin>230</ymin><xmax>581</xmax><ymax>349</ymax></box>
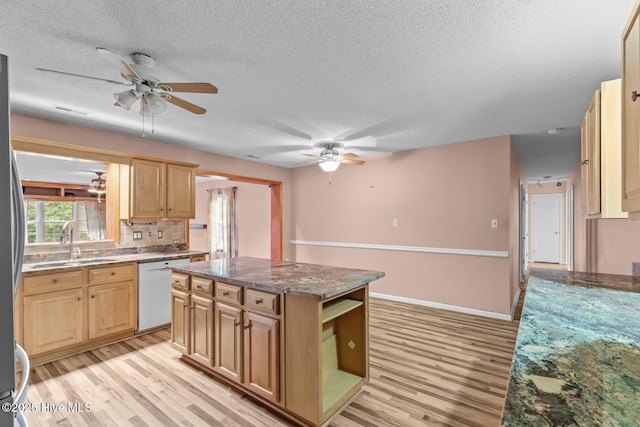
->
<box><xmin>23</xmin><ymin>288</ymin><xmax>84</xmax><ymax>355</ymax></box>
<box><xmin>130</xmin><ymin>159</ymin><xmax>166</xmax><ymax>219</ymax></box>
<box><xmin>171</xmin><ymin>288</ymin><xmax>190</xmax><ymax>353</ymax></box>
<box><xmin>166</xmin><ymin>164</ymin><xmax>195</xmax><ymax>218</ymax></box>
<box><xmin>190</xmin><ymin>294</ymin><xmax>214</xmax><ymax>366</ymax></box>
<box><xmin>88</xmin><ymin>281</ymin><xmax>136</xmax><ymax>340</ymax></box>
<box><xmin>586</xmin><ymin>91</ymin><xmax>601</xmax><ymax>216</ymax></box>
<box><xmin>244</xmin><ymin>312</ymin><xmax>280</xmax><ymax>402</ymax></box>
<box><xmin>623</xmin><ymin>13</ymin><xmax>640</xmax><ymax>216</ymax></box>
<box><xmin>215</xmin><ymin>302</ymin><xmax>243</xmax><ymax>383</ymax></box>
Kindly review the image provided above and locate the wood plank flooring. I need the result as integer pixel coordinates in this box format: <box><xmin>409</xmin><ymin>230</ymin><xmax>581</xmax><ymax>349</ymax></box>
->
<box><xmin>22</xmin><ymin>295</ymin><xmax>524</xmax><ymax>427</ymax></box>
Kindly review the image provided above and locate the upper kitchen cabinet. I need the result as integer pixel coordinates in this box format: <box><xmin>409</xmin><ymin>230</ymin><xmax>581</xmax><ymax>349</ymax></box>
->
<box><xmin>622</xmin><ymin>4</ymin><xmax>640</xmax><ymax>219</ymax></box>
<box><xmin>119</xmin><ymin>158</ymin><xmax>197</xmax><ymax>220</ymax></box>
<box><xmin>580</xmin><ymin>79</ymin><xmax>627</xmax><ymax>219</ymax></box>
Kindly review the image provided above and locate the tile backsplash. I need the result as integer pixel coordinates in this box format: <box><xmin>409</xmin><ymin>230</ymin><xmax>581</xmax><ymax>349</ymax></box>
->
<box><xmin>120</xmin><ymin>220</ymin><xmax>186</xmax><ymax>247</ymax></box>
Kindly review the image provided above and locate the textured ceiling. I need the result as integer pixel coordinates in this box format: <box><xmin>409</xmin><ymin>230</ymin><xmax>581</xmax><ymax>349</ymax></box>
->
<box><xmin>1</xmin><ymin>1</ymin><xmax>635</xmax><ymax>181</ymax></box>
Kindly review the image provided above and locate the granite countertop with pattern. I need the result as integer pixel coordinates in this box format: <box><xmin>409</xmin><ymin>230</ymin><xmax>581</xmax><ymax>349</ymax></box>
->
<box><xmin>172</xmin><ymin>256</ymin><xmax>385</xmax><ymax>299</ymax></box>
<box><xmin>501</xmin><ymin>269</ymin><xmax>640</xmax><ymax>426</ymax></box>
<box><xmin>21</xmin><ymin>250</ymin><xmax>209</xmax><ymax>274</ymax></box>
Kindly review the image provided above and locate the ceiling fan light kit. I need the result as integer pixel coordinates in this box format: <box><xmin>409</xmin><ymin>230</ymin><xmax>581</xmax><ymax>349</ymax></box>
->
<box><xmin>319</xmin><ymin>159</ymin><xmax>340</xmax><ymax>172</ymax></box>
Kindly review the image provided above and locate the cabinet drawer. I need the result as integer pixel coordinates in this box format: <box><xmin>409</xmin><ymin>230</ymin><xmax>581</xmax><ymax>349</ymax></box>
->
<box><xmin>245</xmin><ymin>289</ymin><xmax>280</xmax><ymax>316</ymax></box>
<box><xmin>171</xmin><ymin>272</ymin><xmax>190</xmax><ymax>289</ymax></box>
<box><xmin>216</xmin><ymin>282</ymin><xmax>243</xmax><ymax>306</ymax></box>
<box><xmin>23</xmin><ymin>270</ymin><xmax>83</xmax><ymax>295</ymax></box>
<box><xmin>192</xmin><ymin>276</ymin><xmax>214</xmax><ymax>296</ymax></box>
<box><xmin>88</xmin><ymin>263</ymin><xmax>136</xmax><ymax>285</ymax></box>
<box><xmin>190</xmin><ymin>254</ymin><xmax>206</xmax><ymax>262</ymax></box>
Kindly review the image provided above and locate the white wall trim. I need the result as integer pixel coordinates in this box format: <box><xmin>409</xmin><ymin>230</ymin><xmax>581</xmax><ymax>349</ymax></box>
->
<box><xmin>290</xmin><ymin>240</ymin><xmax>509</xmax><ymax>258</ymax></box>
<box><xmin>370</xmin><ymin>292</ymin><xmax>513</xmax><ymax>321</ymax></box>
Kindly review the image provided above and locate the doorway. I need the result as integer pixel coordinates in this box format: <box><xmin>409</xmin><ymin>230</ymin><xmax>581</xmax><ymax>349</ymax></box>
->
<box><xmin>518</xmin><ymin>180</ymin><xmax>527</xmax><ymax>282</ymax></box>
<box><xmin>532</xmin><ymin>193</ymin><xmax>562</xmax><ymax>263</ymax></box>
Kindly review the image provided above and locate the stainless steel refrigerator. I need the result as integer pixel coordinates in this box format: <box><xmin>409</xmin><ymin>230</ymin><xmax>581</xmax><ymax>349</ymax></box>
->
<box><xmin>0</xmin><ymin>54</ymin><xmax>30</xmax><ymax>427</ymax></box>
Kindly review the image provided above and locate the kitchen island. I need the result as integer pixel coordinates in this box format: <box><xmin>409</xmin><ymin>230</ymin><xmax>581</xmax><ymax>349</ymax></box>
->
<box><xmin>170</xmin><ymin>257</ymin><xmax>385</xmax><ymax>426</ymax></box>
<box><xmin>501</xmin><ymin>269</ymin><xmax>640</xmax><ymax>426</ymax></box>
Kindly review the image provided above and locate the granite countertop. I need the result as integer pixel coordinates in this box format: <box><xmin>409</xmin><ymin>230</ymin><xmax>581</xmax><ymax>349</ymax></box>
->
<box><xmin>501</xmin><ymin>269</ymin><xmax>640</xmax><ymax>426</ymax></box>
<box><xmin>21</xmin><ymin>250</ymin><xmax>208</xmax><ymax>274</ymax></box>
<box><xmin>172</xmin><ymin>256</ymin><xmax>385</xmax><ymax>299</ymax></box>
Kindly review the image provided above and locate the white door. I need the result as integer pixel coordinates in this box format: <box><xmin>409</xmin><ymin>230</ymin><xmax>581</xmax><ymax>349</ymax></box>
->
<box><xmin>519</xmin><ymin>180</ymin><xmax>526</xmax><ymax>282</ymax></box>
<box><xmin>532</xmin><ymin>194</ymin><xmax>561</xmax><ymax>263</ymax></box>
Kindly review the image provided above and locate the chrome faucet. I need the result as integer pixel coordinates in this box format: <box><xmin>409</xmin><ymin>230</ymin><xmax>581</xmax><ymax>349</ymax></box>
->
<box><xmin>60</xmin><ymin>221</ymin><xmax>78</xmax><ymax>261</ymax></box>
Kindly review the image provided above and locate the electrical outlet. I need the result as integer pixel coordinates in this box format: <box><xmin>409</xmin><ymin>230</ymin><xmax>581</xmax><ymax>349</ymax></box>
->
<box><xmin>158</xmin><ymin>230</ymin><xmax>163</xmax><ymax>239</ymax></box>
<box><xmin>173</xmin><ymin>239</ymin><xmax>180</xmax><ymax>244</ymax></box>
<box><xmin>133</xmin><ymin>231</ymin><xmax>142</xmax><ymax>240</ymax></box>
<box><xmin>392</xmin><ymin>218</ymin><xmax>399</xmax><ymax>228</ymax></box>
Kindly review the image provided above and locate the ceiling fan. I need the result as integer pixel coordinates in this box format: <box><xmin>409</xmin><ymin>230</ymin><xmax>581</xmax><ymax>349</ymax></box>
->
<box><xmin>37</xmin><ymin>47</ymin><xmax>218</xmax><ymax>116</ymax></box>
<box><xmin>297</xmin><ymin>142</ymin><xmax>366</xmax><ymax>172</ymax></box>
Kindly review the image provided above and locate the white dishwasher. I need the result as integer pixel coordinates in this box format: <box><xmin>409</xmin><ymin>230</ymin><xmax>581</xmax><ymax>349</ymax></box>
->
<box><xmin>137</xmin><ymin>257</ymin><xmax>190</xmax><ymax>332</ymax></box>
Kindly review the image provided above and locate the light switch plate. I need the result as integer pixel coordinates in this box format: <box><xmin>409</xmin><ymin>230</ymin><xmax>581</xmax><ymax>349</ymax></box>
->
<box><xmin>392</xmin><ymin>218</ymin><xmax>399</xmax><ymax>227</ymax></box>
<box><xmin>491</xmin><ymin>219</ymin><xmax>498</xmax><ymax>229</ymax></box>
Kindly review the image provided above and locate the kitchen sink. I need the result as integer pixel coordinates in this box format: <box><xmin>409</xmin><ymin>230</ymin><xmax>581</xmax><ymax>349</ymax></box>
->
<box><xmin>27</xmin><ymin>258</ymin><xmax>117</xmax><ymax>269</ymax></box>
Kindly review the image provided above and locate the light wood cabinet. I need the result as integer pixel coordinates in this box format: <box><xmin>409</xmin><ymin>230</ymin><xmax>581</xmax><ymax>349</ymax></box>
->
<box><xmin>171</xmin><ymin>288</ymin><xmax>190</xmax><ymax>354</ymax></box>
<box><xmin>244</xmin><ymin>311</ymin><xmax>280</xmax><ymax>402</ymax></box>
<box><xmin>127</xmin><ymin>159</ymin><xmax>195</xmax><ymax>220</ymax></box>
<box><xmin>215</xmin><ymin>302</ymin><xmax>243</xmax><ymax>383</ymax></box>
<box><xmin>19</xmin><ymin>262</ymin><xmax>137</xmax><ymax>364</ymax></box>
<box><xmin>171</xmin><ymin>274</ymin><xmax>214</xmax><ymax>366</ymax></box>
<box><xmin>580</xmin><ymin>79</ymin><xmax>627</xmax><ymax>219</ymax></box>
<box><xmin>88</xmin><ymin>281</ymin><xmax>136</xmax><ymax>340</ymax></box>
<box><xmin>23</xmin><ymin>287</ymin><xmax>84</xmax><ymax>355</ymax></box>
<box><xmin>190</xmin><ymin>294</ymin><xmax>214</xmax><ymax>366</ymax></box>
<box><xmin>623</xmin><ymin>6</ymin><xmax>640</xmax><ymax>219</ymax></box>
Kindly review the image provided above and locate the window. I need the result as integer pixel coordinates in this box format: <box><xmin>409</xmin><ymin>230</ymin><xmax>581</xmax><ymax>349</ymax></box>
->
<box><xmin>25</xmin><ymin>200</ymin><xmax>102</xmax><ymax>244</ymax></box>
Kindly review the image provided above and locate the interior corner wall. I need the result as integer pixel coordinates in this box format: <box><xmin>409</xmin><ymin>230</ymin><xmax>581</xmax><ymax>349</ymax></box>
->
<box><xmin>567</xmin><ymin>164</ymin><xmax>587</xmax><ymax>272</ymax></box>
<box><xmin>291</xmin><ymin>136</ymin><xmax>514</xmax><ymax>316</ymax></box>
<box><xmin>191</xmin><ymin>180</ymin><xmax>271</xmax><ymax>258</ymax></box>
<box><xmin>509</xmin><ymin>141</ymin><xmax>526</xmax><ymax>306</ymax></box>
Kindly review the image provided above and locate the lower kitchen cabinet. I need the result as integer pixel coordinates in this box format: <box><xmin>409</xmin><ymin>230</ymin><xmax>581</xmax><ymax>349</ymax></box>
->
<box><xmin>244</xmin><ymin>311</ymin><xmax>280</xmax><ymax>402</ymax></box>
<box><xmin>171</xmin><ymin>288</ymin><xmax>190</xmax><ymax>354</ymax></box>
<box><xmin>190</xmin><ymin>294</ymin><xmax>214</xmax><ymax>366</ymax></box>
<box><xmin>23</xmin><ymin>287</ymin><xmax>84</xmax><ymax>355</ymax></box>
<box><xmin>88</xmin><ymin>281</ymin><xmax>137</xmax><ymax>340</ymax></box>
<box><xmin>18</xmin><ymin>263</ymin><xmax>138</xmax><ymax>365</ymax></box>
<box><xmin>215</xmin><ymin>302</ymin><xmax>243</xmax><ymax>382</ymax></box>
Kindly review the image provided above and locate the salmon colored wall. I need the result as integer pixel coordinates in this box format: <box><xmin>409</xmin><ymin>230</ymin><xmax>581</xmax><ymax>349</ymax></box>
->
<box><xmin>568</xmin><ymin>163</ymin><xmax>640</xmax><ymax>275</ymax></box>
<box><xmin>190</xmin><ymin>180</ymin><xmax>270</xmax><ymax>258</ymax></box>
<box><xmin>291</xmin><ymin>136</ymin><xmax>519</xmax><ymax>316</ymax></box>
<box><xmin>527</xmin><ymin>182</ymin><xmax>567</xmax><ymax>263</ymax></box>
<box><xmin>10</xmin><ymin>113</ymin><xmax>292</xmax><ymax>259</ymax></box>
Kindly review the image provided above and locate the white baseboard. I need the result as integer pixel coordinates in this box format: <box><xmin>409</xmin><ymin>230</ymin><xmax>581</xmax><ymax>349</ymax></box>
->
<box><xmin>369</xmin><ymin>292</ymin><xmax>513</xmax><ymax>321</ymax></box>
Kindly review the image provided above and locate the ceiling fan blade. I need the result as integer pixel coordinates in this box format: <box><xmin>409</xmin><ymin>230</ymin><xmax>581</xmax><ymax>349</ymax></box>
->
<box><xmin>160</xmin><ymin>93</ymin><xmax>206</xmax><ymax>114</ymax></box>
<box><xmin>303</xmin><ymin>153</ymin><xmax>323</xmax><ymax>158</ymax></box>
<box><xmin>339</xmin><ymin>157</ymin><xmax>366</xmax><ymax>165</ymax></box>
<box><xmin>96</xmin><ymin>47</ymin><xmax>142</xmax><ymax>82</ymax></box>
<box><xmin>295</xmin><ymin>159</ymin><xmax>324</xmax><ymax>167</ymax></box>
<box><xmin>158</xmin><ymin>83</ymin><xmax>218</xmax><ymax>94</ymax></box>
<box><xmin>340</xmin><ymin>152</ymin><xmax>359</xmax><ymax>158</ymax></box>
<box><xmin>36</xmin><ymin>68</ymin><xmax>131</xmax><ymax>86</ymax></box>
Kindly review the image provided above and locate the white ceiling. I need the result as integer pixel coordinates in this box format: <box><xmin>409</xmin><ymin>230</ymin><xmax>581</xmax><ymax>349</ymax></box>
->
<box><xmin>1</xmin><ymin>1</ymin><xmax>635</xmax><ymax>181</ymax></box>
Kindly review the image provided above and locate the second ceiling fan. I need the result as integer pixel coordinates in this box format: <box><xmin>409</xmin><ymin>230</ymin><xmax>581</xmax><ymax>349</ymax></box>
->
<box><xmin>37</xmin><ymin>47</ymin><xmax>218</xmax><ymax>115</ymax></box>
<box><xmin>297</xmin><ymin>142</ymin><xmax>366</xmax><ymax>172</ymax></box>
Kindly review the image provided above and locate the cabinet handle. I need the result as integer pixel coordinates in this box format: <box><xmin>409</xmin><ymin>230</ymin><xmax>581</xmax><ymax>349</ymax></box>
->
<box><xmin>169</xmin><ymin>208</ymin><xmax>173</xmax><ymax>211</ymax></box>
<box><xmin>581</xmin><ymin>159</ymin><xmax>589</xmax><ymax>165</ymax></box>
<box><xmin>190</xmin><ymin>305</ymin><xmax>195</xmax><ymax>310</ymax></box>
<box><xmin>223</xmin><ymin>291</ymin><xmax>230</xmax><ymax>297</ymax></box>
<box><xmin>160</xmin><ymin>208</ymin><xmax>164</xmax><ymax>211</ymax></box>
<box><xmin>175</xmin><ymin>280</ymin><xmax>181</xmax><ymax>284</ymax></box>
<box><xmin>111</xmin><ymin>271</ymin><xmax>116</xmax><ymax>276</ymax></box>
<box><xmin>91</xmin><ymin>295</ymin><xmax>96</xmax><ymax>299</ymax></box>
<box><xmin>633</xmin><ymin>91</ymin><xmax>640</xmax><ymax>102</ymax></box>
<box><xmin>196</xmin><ymin>285</ymin><xmax>202</xmax><ymax>289</ymax></box>
<box><xmin>255</xmin><ymin>298</ymin><xmax>263</xmax><ymax>305</ymax></box>
<box><xmin>77</xmin><ymin>297</ymin><xmax>81</xmax><ymax>301</ymax></box>
<box><xmin>234</xmin><ymin>321</ymin><xmax>241</xmax><ymax>327</ymax></box>
<box><xmin>244</xmin><ymin>324</ymin><xmax>250</xmax><ymax>330</ymax></box>
<box><xmin>52</xmin><ymin>279</ymin><xmax>58</xmax><ymax>284</ymax></box>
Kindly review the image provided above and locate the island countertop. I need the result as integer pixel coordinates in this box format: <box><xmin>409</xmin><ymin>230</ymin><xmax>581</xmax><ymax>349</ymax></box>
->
<box><xmin>501</xmin><ymin>269</ymin><xmax>640</xmax><ymax>426</ymax></box>
<box><xmin>171</xmin><ymin>256</ymin><xmax>385</xmax><ymax>299</ymax></box>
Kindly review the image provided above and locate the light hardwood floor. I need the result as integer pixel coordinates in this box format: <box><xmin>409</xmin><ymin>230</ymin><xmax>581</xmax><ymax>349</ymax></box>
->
<box><xmin>22</xmin><ymin>295</ymin><xmax>524</xmax><ymax>427</ymax></box>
